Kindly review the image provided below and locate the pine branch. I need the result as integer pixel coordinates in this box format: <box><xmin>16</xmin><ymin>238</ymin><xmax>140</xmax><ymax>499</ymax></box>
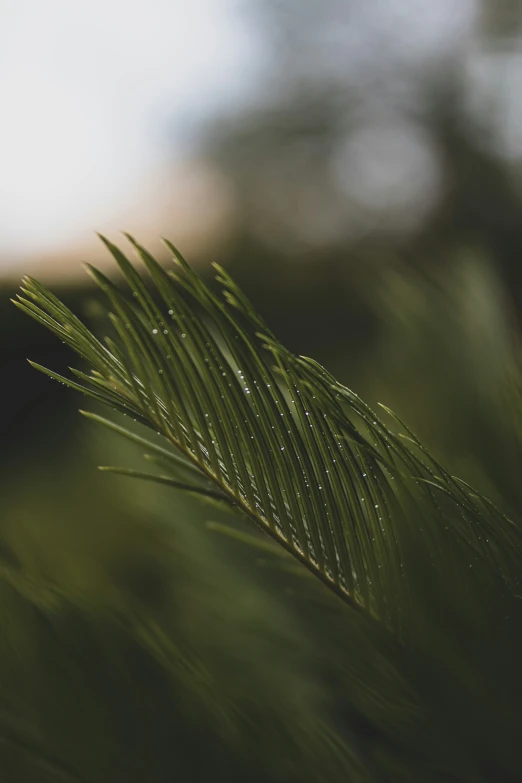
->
<box><xmin>13</xmin><ymin>236</ymin><xmax>522</xmax><ymax>629</ymax></box>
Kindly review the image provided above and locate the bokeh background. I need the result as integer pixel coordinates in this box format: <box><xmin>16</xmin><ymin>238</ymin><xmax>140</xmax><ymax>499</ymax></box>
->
<box><xmin>2</xmin><ymin>1</ymin><xmax>522</xmax><ymax>780</ymax></box>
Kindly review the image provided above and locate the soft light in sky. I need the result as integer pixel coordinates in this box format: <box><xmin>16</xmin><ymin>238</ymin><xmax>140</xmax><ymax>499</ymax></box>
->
<box><xmin>0</xmin><ymin>0</ymin><xmax>259</xmax><ymax>264</ymax></box>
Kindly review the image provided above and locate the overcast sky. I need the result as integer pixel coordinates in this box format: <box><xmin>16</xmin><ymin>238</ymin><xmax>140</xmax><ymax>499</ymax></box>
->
<box><xmin>0</xmin><ymin>0</ymin><xmax>263</xmax><ymax>266</ymax></box>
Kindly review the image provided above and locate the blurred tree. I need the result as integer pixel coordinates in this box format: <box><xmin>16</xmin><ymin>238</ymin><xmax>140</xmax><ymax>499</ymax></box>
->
<box><xmin>200</xmin><ymin>0</ymin><xmax>522</xmax><ymax>322</ymax></box>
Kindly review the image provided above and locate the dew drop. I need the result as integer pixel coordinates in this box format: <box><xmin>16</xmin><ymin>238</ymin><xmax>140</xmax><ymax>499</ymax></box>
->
<box><xmin>152</xmin><ymin>329</ymin><xmax>158</xmax><ymax>335</ymax></box>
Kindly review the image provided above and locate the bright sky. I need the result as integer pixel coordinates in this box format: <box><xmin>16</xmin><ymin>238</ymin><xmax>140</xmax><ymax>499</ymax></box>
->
<box><xmin>0</xmin><ymin>0</ymin><xmax>261</xmax><ymax>267</ymax></box>
<box><xmin>3</xmin><ymin>0</ymin><xmax>516</xmax><ymax>278</ymax></box>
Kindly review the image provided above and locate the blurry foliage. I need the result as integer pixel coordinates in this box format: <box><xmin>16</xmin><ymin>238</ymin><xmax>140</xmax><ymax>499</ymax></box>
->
<box><xmin>372</xmin><ymin>253</ymin><xmax>522</xmax><ymax>515</ymax></box>
<box><xmin>7</xmin><ymin>236</ymin><xmax>522</xmax><ymax>782</ymax></box>
<box><xmin>1</xmin><ymin>424</ymin><xmax>357</xmax><ymax>782</ymax></box>
<box><xmin>3</xmin><ymin>250</ymin><xmax>522</xmax><ymax>780</ymax></box>
<box><xmin>201</xmin><ymin>0</ymin><xmax>522</xmax><ymax>320</ymax></box>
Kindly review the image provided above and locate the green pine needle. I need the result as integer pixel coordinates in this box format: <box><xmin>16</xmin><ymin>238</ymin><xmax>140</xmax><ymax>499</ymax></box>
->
<box><xmin>14</xmin><ymin>235</ymin><xmax>522</xmax><ymax>629</ymax></box>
